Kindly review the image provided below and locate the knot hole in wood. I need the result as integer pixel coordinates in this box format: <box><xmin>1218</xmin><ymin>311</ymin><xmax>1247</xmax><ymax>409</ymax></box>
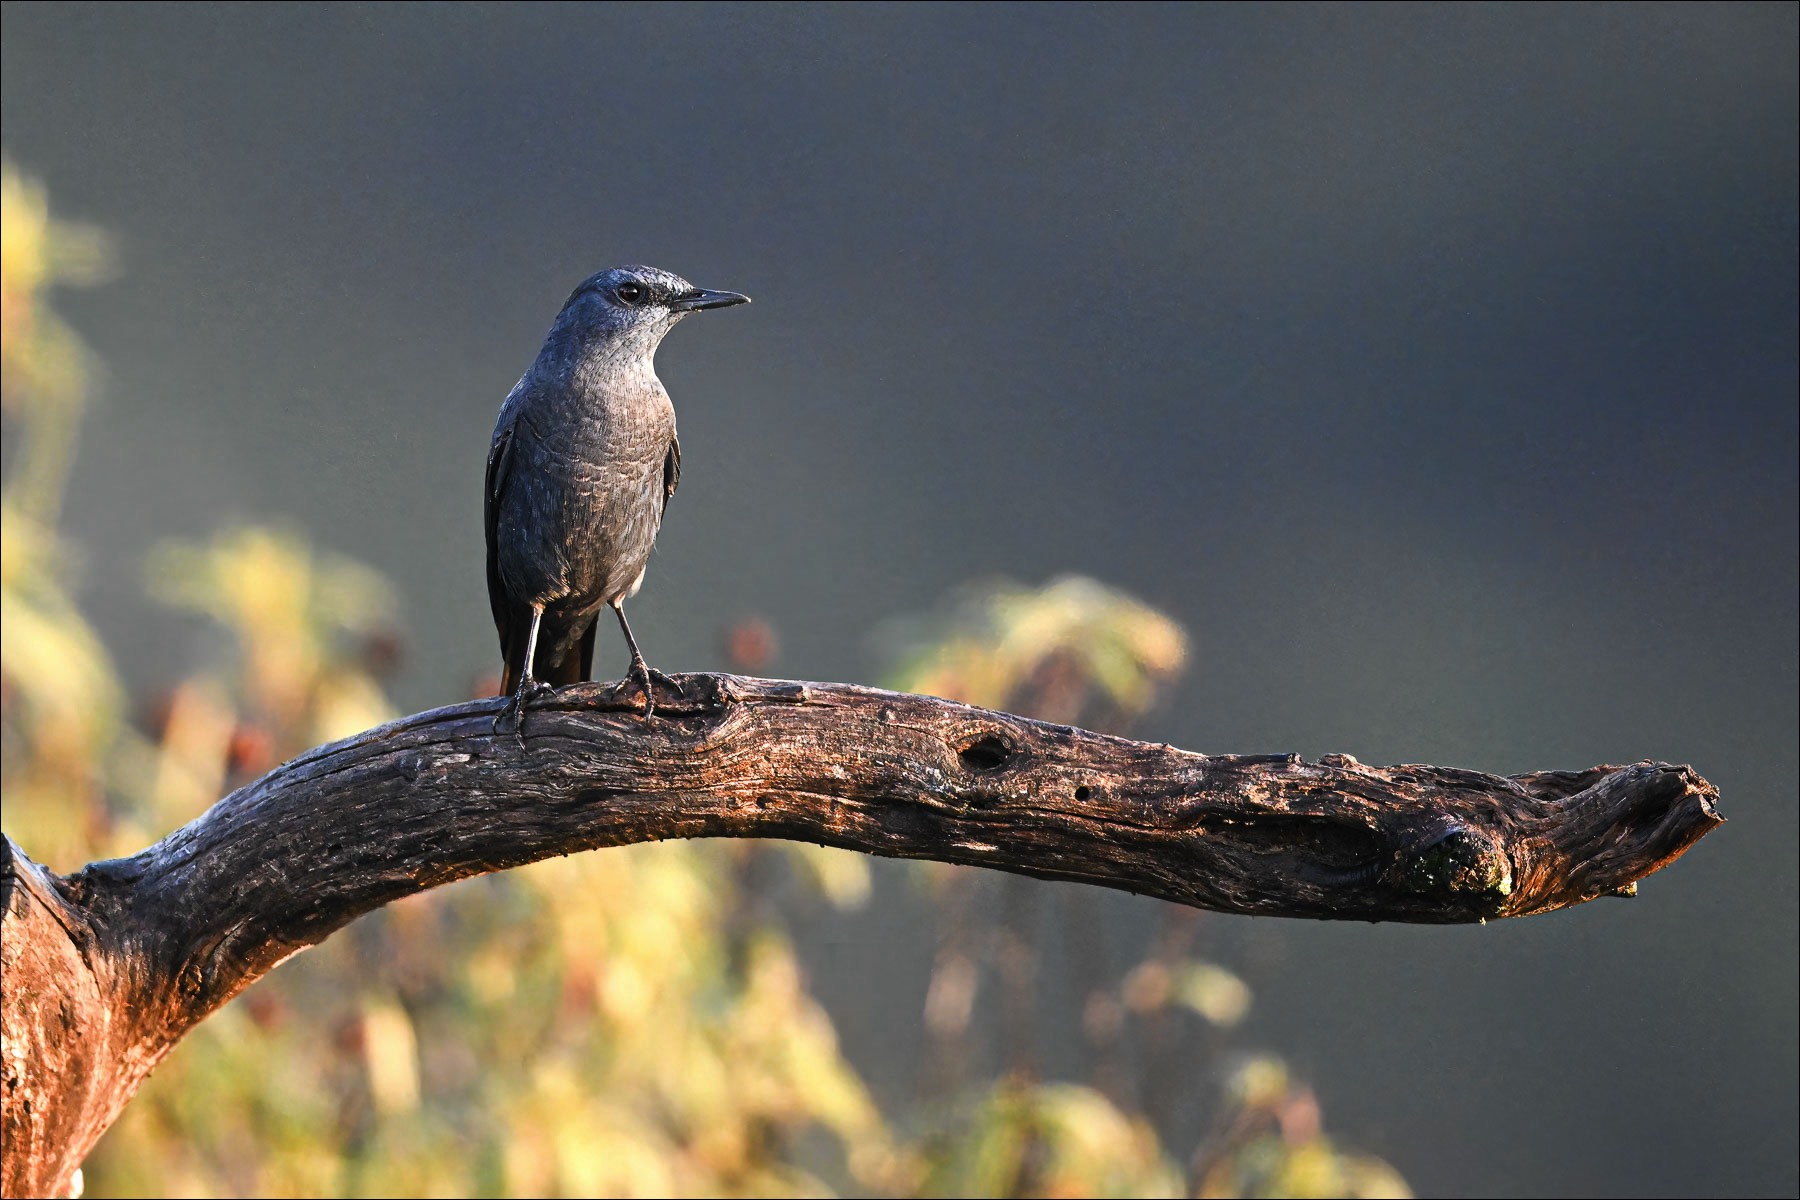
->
<box><xmin>956</xmin><ymin>733</ymin><xmax>1014</xmax><ymax>774</ymax></box>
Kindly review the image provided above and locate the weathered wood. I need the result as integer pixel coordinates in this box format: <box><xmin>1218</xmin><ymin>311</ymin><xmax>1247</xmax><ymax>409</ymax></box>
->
<box><xmin>0</xmin><ymin>674</ymin><xmax>1722</xmax><ymax>1197</ymax></box>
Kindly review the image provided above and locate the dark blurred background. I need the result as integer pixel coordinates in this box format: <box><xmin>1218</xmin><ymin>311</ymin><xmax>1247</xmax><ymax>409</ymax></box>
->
<box><xmin>3</xmin><ymin>3</ymin><xmax>1794</xmax><ymax>1196</ymax></box>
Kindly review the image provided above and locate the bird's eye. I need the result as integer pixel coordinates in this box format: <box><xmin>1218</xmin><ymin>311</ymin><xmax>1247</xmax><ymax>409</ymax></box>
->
<box><xmin>616</xmin><ymin>282</ymin><xmax>646</xmax><ymax>305</ymax></box>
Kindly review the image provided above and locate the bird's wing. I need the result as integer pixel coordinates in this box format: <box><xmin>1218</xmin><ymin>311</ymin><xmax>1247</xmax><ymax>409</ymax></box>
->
<box><xmin>661</xmin><ymin>432</ymin><xmax>681</xmax><ymax>516</ymax></box>
<box><xmin>484</xmin><ymin>416</ymin><xmax>518</xmax><ymax>676</ymax></box>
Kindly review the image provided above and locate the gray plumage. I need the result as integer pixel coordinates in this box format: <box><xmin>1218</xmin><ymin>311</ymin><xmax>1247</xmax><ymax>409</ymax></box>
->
<box><xmin>486</xmin><ymin>265</ymin><xmax>748</xmax><ymax>726</ymax></box>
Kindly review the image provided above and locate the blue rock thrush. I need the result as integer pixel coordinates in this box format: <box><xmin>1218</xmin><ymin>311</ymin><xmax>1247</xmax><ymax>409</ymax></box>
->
<box><xmin>485</xmin><ymin>265</ymin><xmax>749</xmax><ymax>729</ymax></box>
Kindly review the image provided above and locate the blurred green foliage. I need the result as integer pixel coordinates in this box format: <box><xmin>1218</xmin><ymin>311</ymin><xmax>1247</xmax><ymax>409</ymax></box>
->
<box><xmin>1</xmin><ymin>164</ymin><xmax>1408</xmax><ymax>1199</ymax></box>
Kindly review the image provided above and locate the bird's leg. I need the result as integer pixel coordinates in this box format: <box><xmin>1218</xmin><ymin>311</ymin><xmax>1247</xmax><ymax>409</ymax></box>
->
<box><xmin>494</xmin><ymin>603</ymin><xmax>555</xmax><ymax>735</ymax></box>
<box><xmin>611</xmin><ymin>600</ymin><xmax>682</xmax><ymax>721</ymax></box>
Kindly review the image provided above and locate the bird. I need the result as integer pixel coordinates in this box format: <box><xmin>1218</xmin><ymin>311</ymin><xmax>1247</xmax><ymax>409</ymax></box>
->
<box><xmin>485</xmin><ymin>265</ymin><xmax>749</xmax><ymax>731</ymax></box>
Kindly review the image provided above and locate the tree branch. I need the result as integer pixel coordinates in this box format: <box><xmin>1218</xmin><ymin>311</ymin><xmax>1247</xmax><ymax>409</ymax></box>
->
<box><xmin>1</xmin><ymin>674</ymin><xmax>1722</xmax><ymax>1196</ymax></box>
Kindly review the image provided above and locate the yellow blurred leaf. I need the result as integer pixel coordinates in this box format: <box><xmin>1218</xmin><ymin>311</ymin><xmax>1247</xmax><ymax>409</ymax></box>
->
<box><xmin>882</xmin><ymin>575</ymin><xmax>1188</xmax><ymax>724</ymax></box>
<box><xmin>1173</xmin><ymin>961</ymin><xmax>1253</xmax><ymax>1029</ymax></box>
<box><xmin>360</xmin><ymin>993</ymin><xmax>421</xmax><ymax>1116</ymax></box>
<box><xmin>783</xmin><ymin>841</ymin><xmax>873</xmax><ymax>910</ymax></box>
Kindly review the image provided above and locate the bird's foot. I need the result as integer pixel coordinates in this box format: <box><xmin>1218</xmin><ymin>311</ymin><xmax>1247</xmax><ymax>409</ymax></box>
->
<box><xmin>625</xmin><ymin>660</ymin><xmax>683</xmax><ymax>722</ymax></box>
<box><xmin>493</xmin><ymin>679</ymin><xmax>556</xmax><ymax>737</ymax></box>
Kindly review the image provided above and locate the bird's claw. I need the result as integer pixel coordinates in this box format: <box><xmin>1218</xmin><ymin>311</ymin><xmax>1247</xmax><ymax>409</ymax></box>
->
<box><xmin>492</xmin><ymin>680</ymin><xmax>556</xmax><ymax>737</ymax></box>
<box><xmin>626</xmin><ymin>661</ymin><xmax>683</xmax><ymax>722</ymax></box>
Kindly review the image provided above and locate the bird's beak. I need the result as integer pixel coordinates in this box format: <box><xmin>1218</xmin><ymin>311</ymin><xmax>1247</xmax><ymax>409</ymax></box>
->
<box><xmin>669</xmin><ymin>287</ymin><xmax>751</xmax><ymax>312</ymax></box>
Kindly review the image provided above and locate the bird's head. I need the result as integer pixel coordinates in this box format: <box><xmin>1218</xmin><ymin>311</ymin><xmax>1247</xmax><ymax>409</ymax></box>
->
<box><xmin>554</xmin><ymin>265</ymin><xmax>750</xmax><ymax>352</ymax></box>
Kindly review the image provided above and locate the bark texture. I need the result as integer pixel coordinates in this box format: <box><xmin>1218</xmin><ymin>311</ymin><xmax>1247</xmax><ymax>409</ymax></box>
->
<box><xmin>1</xmin><ymin>674</ymin><xmax>1722</xmax><ymax>1197</ymax></box>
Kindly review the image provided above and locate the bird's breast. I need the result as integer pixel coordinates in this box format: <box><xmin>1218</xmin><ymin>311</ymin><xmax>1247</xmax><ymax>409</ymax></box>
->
<box><xmin>496</xmin><ymin>393</ymin><xmax>673</xmax><ymax>609</ymax></box>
